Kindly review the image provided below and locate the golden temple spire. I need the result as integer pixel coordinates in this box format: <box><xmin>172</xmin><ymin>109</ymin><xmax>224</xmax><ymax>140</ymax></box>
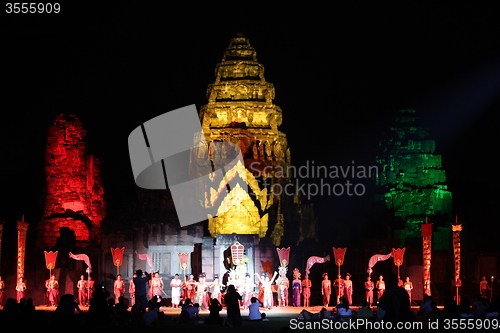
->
<box><xmin>193</xmin><ymin>35</ymin><xmax>291</xmax><ymax>245</ymax></box>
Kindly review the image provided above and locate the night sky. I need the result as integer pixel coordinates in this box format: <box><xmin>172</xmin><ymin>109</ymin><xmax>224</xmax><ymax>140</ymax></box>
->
<box><xmin>2</xmin><ymin>4</ymin><xmax>499</xmax><ymax>250</ymax></box>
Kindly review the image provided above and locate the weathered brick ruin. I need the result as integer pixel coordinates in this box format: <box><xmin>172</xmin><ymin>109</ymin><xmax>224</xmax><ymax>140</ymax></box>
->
<box><xmin>36</xmin><ymin>114</ymin><xmax>105</xmax><ymax>248</ymax></box>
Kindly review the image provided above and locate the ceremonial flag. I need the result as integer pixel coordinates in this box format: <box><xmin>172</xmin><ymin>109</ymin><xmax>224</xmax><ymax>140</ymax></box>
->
<box><xmin>392</xmin><ymin>248</ymin><xmax>406</xmax><ymax>267</ymax></box>
<box><xmin>276</xmin><ymin>247</ymin><xmax>290</xmax><ymax>267</ymax></box>
<box><xmin>367</xmin><ymin>252</ymin><xmax>392</xmax><ymax>276</ymax></box>
<box><xmin>177</xmin><ymin>252</ymin><xmax>190</xmax><ymax>270</ymax></box>
<box><xmin>261</xmin><ymin>260</ymin><xmax>273</xmax><ymax>275</ymax></box>
<box><xmin>135</xmin><ymin>251</ymin><xmax>153</xmax><ymax>270</ymax></box>
<box><xmin>111</xmin><ymin>247</ymin><xmax>125</xmax><ymax>266</ymax></box>
<box><xmin>69</xmin><ymin>252</ymin><xmax>92</xmax><ymax>270</ymax></box>
<box><xmin>305</xmin><ymin>255</ymin><xmax>330</xmax><ymax>274</ymax></box>
<box><xmin>332</xmin><ymin>247</ymin><xmax>347</xmax><ymax>266</ymax></box>
<box><xmin>44</xmin><ymin>251</ymin><xmax>58</xmax><ymax>270</ymax></box>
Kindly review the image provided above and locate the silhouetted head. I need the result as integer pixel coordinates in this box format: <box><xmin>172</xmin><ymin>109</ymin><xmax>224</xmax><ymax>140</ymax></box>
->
<box><xmin>387</xmin><ymin>273</ymin><xmax>398</xmax><ymax>286</ymax></box>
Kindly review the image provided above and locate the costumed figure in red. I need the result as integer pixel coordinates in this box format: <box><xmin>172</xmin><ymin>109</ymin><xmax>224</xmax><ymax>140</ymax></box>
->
<box><xmin>403</xmin><ymin>276</ymin><xmax>413</xmax><ymax>304</ymax></box>
<box><xmin>376</xmin><ymin>275</ymin><xmax>385</xmax><ymax>301</ymax></box>
<box><xmin>333</xmin><ymin>274</ymin><xmax>344</xmax><ymax>304</ymax></box>
<box><xmin>16</xmin><ymin>277</ymin><xmax>26</xmax><ymax>303</ymax></box>
<box><xmin>344</xmin><ymin>273</ymin><xmax>353</xmax><ymax>305</ymax></box>
<box><xmin>77</xmin><ymin>275</ymin><xmax>87</xmax><ymax>306</ymax></box>
<box><xmin>129</xmin><ymin>273</ymin><xmax>136</xmax><ymax>306</ymax></box>
<box><xmin>114</xmin><ymin>274</ymin><xmax>125</xmax><ymax>303</ymax></box>
<box><xmin>184</xmin><ymin>274</ymin><xmax>196</xmax><ymax>302</ymax></box>
<box><xmin>302</xmin><ymin>274</ymin><xmax>312</xmax><ymax>307</ymax></box>
<box><xmin>46</xmin><ymin>275</ymin><xmax>59</xmax><ymax>307</ymax></box>
<box><xmin>321</xmin><ymin>273</ymin><xmax>332</xmax><ymax>307</ymax></box>
<box><xmin>365</xmin><ymin>276</ymin><xmax>374</xmax><ymax>307</ymax></box>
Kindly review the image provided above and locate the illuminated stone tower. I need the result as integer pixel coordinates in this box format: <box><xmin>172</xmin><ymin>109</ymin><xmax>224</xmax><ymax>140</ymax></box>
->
<box><xmin>37</xmin><ymin>114</ymin><xmax>106</xmax><ymax>248</ymax></box>
<box><xmin>196</xmin><ymin>33</ymin><xmax>291</xmax><ymax>245</ymax></box>
<box><xmin>376</xmin><ymin>109</ymin><xmax>453</xmax><ymax>249</ymax></box>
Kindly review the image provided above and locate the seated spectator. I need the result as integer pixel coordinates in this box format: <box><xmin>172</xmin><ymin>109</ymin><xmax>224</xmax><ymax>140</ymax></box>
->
<box><xmin>144</xmin><ymin>296</ymin><xmax>162</xmax><ymax>326</ymax></box>
<box><xmin>205</xmin><ymin>298</ymin><xmax>223</xmax><ymax>325</ymax></box>
<box><xmin>179</xmin><ymin>298</ymin><xmax>199</xmax><ymax>323</ymax></box>
<box><xmin>485</xmin><ymin>297</ymin><xmax>500</xmax><ymax>319</ymax></box>
<box><xmin>358</xmin><ymin>299</ymin><xmax>374</xmax><ymax>319</ymax></box>
<box><xmin>420</xmin><ymin>295</ymin><xmax>433</xmax><ymax>315</ymax></box>
<box><xmin>473</xmin><ymin>295</ymin><xmax>488</xmax><ymax>318</ymax></box>
<box><xmin>298</xmin><ymin>307</ymin><xmax>326</xmax><ymax>321</ymax></box>
<box><xmin>459</xmin><ymin>299</ymin><xmax>474</xmax><ymax>318</ymax></box>
<box><xmin>338</xmin><ymin>298</ymin><xmax>352</xmax><ymax>317</ymax></box>
<box><xmin>249</xmin><ymin>297</ymin><xmax>266</xmax><ymax>321</ymax></box>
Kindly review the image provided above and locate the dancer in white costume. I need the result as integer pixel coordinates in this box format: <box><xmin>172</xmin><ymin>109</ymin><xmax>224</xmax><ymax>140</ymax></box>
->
<box><xmin>210</xmin><ymin>276</ymin><xmax>224</xmax><ymax>303</ymax></box>
<box><xmin>170</xmin><ymin>274</ymin><xmax>182</xmax><ymax>308</ymax></box>
<box><xmin>255</xmin><ymin>272</ymin><xmax>277</xmax><ymax>310</ymax></box>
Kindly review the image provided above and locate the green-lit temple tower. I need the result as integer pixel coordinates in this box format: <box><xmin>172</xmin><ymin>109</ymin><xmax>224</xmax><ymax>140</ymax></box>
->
<box><xmin>376</xmin><ymin>109</ymin><xmax>453</xmax><ymax>250</ymax></box>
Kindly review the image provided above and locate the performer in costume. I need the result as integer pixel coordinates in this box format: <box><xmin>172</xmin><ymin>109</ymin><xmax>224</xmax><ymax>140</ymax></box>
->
<box><xmin>255</xmin><ymin>271</ymin><xmax>278</xmax><ymax>310</ymax></box>
<box><xmin>344</xmin><ymin>273</ymin><xmax>353</xmax><ymax>305</ymax></box>
<box><xmin>302</xmin><ymin>274</ymin><xmax>312</xmax><ymax>307</ymax></box>
<box><xmin>333</xmin><ymin>274</ymin><xmax>344</xmax><ymax>304</ymax></box>
<box><xmin>242</xmin><ymin>274</ymin><xmax>255</xmax><ymax>308</ymax></box>
<box><xmin>45</xmin><ymin>274</ymin><xmax>59</xmax><ymax>307</ymax></box>
<box><xmin>170</xmin><ymin>274</ymin><xmax>182</xmax><ymax>308</ymax></box>
<box><xmin>184</xmin><ymin>274</ymin><xmax>196</xmax><ymax>302</ymax></box>
<box><xmin>376</xmin><ymin>275</ymin><xmax>385</xmax><ymax>301</ymax></box>
<box><xmin>16</xmin><ymin>277</ymin><xmax>26</xmax><ymax>302</ymax></box>
<box><xmin>129</xmin><ymin>273</ymin><xmax>136</xmax><ymax>306</ymax></box>
<box><xmin>480</xmin><ymin>275</ymin><xmax>491</xmax><ymax>298</ymax></box>
<box><xmin>292</xmin><ymin>269</ymin><xmax>302</xmax><ymax>307</ymax></box>
<box><xmin>403</xmin><ymin>276</ymin><xmax>413</xmax><ymax>304</ymax></box>
<box><xmin>210</xmin><ymin>276</ymin><xmax>224</xmax><ymax>304</ymax></box>
<box><xmin>365</xmin><ymin>276</ymin><xmax>374</xmax><ymax>307</ymax></box>
<box><xmin>257</xmin><ymin>278</ymin><xmax>264</xmax><ymax>304</ymax></box>
<box><xmin>195</xmin><ymin>274</ymin><xmax>209</xmax><ymax>310</ymax></box>
<box><xmin>77</xmin><ymin>275</ymin><xmax>87</xmax><ymax>306</ymax></box>
<box><xmin>277</xmin><ymin>267</ymin><xmax>289</xmax><ymax>307</ymax></box>
<box><xmin>321</xmin><ymin>273</ymin><xmax>331</xmax><ymax>307</ymax></box>
<box><xmin>114</xmin><ymin>274</ymin><xmax>125</xmax><ymax>303</ymax></box>
<box><xmin>86</xmin><ymin>276</ymin><xmax>95</xmax><ymax>304</ymax></box>
<box><xmin>0</xmin><ymin>276</ymin><xmax>5</xmax><ymax>306</ymax></box>
<box><xmin>397</xmin><ymin>275</ymin><xmax>403</xmax><ymax>287</ymax></box>
<box><xmin>150</xmin><ymin>272</ymin><xmax>164</xmax><ymax>297</ymax></box>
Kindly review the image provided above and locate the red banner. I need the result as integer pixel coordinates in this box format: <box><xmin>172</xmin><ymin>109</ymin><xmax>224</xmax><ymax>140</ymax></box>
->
<box><xmin>261</xmin><ymin>260</ymin><xmax>273</xmax><ymax>275</ymax></box>
<box><xmin>392</xmin><ymin>248</ymin><xmax>406</xmax><ymax>266</ymax></box>
<box><xmin>17</xmin><ymin>221</ymin><xmax>29</xmax><ymax>281</ymax></box>
<box><xmin>44</xmin><ymin>251</ymin><xmax>58</xmax><ymax>270</ymax></box>
<box><xmin>332</xmin><ymin>247</ymin><xmax>347</xmax><ymax>266</ymax></box>
<box><xmin>305</xmin><ymin>255</ymin><xmax>330</xmax><ymax>274</ymax></box>
<box><xmin>421</xmin><ymin>223</ymin><xmax>433</xmax><ymax>237</ymax></box>
<box><xmin>367</xmin><ymin>252</ymin><xmax>393</xmax><ymax>275</ymax></box>
<box><xmin>111</xmin><ymin>247</ymin><xmax>125</xmax><ymax>267</ymax></box>
<box><xmin>422</xmin><ymin>223</ymin><xmax>433</xmax><ymax>296</ymax></box>
<box><xmin>276</xmin><ymin>247</ymin><xmax>290</xmax><ymax>267</ymax></box>
<box><xmin>177</xmin><ymin>252</ymin><xmax>190</xmax><ymax>270</ymax></box>
<box><xmin>135</xmin><ymin>251</ymin><xmax>153</xmax><ymax>270</ymax></box>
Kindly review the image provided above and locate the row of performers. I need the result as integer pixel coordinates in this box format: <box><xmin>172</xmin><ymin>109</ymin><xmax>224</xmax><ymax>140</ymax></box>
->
<box><xmin>321</xmin><ymin>273</ymin><xmax>414</xmax><ymax>307</ymax></box>
<box><xmin>119</xmin><ymin>271</ymin><xmax>308</xmax><ymax>311</ymax></box>
<box><xmin>4</xmin><ymin>272</ymin><xmax>415</xmax><ymax>309</ymax></box>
